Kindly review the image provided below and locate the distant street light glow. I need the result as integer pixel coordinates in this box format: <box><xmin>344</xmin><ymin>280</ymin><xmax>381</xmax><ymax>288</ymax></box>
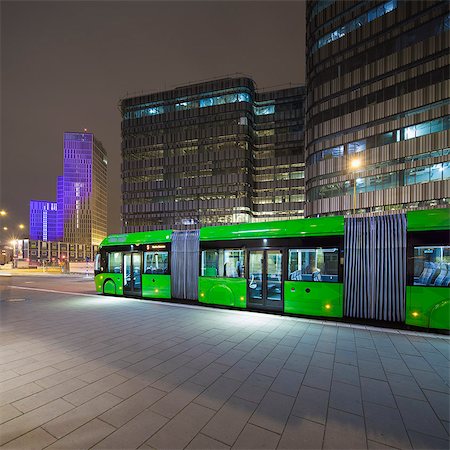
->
<box><xmin>19</xmin><ymin>224</ymin><xmax>25</xmax><ymax>229</ymax></box>
<box><xmin>0</xmin><ymin>210</ymin><xmax>6</xmax><ymax>216</ymax></box>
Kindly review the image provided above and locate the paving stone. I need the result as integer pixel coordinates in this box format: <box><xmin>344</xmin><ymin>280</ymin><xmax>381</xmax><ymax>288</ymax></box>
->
<box><xmin>380</xmin><ymin>356</ymin><xmax>412</xmax><ymax>376</ymax></box>
<box><xmin>231</xmin><ymin>423</ymin><xmax>280</xmax><ymax>449</ymax></box>
<box><xmin>0</xmin><ymin>404</ymin><xmax>22</xmax><ymax>425</ymax></box>
<box><xmin>46</xmin><ymin>418</ymin><xmax>115</xmax><ymax>449</ymax></box>
<box><xmin>94</xmin><ymin>409</ymin><xmax>168</xmax><ymax>449</ymax></box>
<box><xmin>189</xmin><ymin>362</ymin><xmax>229</xmax><ymax>387</ymax></box>
<box><xmin>278</xmin><ymin>415</ymin><xmax>324</xmax><ymax>449</ymax></box>
<box><xmin>0</xmin><ymin>367</ymin><xmax>59</xmax><ymax>394</ymax></box>
<box><xmin>293</xmin><ymin>343</ymin><xmax>316</xmax><ymax>357</ymax></box>
<box><xmin>401</xmin><ymin>354</ymin><xmax>434</xmax><ymax>372</ymax></box>
<box><xmin>367</xmin><ymin>439</ymin><xmax>400</xmax><ymax>449</ymax></box>
<box><xmin>386</xmin><ymin>372</ymin><xmax>426</xmax><ymax>401</ymax></box>
<box><xmin>150</xmin><ymin>380</ymin><xmax>205</xmax><ymax>418</ymax></box>
<box><xmin>151</xmin><ymin>365</ymin><xmax>199</xmax><ymax>392</ymax></box>
<box><xmin>423</xmin><ymin>389</ymin><xmax>450</xmax><ymax>422</ymax></box>
<box><xmin>12</xmin><ymin>377</ymin><xmax>87</xmax><ymax>413</ymax></box>
<box><xmin>255</xmin><ymin>357</ymin><xmax>286</xmax><ymax>378</ymax></box>
<box><xmin>315</xmin><ymin>341</ymin><xmax>336</xmax><ymax>354</ymax></box>
<box><xmin>334</xmin><ymin>349</ymin><xmax>358</xmax><ymax>366</ymax></box>
<box><xmin>2</xmin><ymin>426</ymin><xmax>56</xmax><ymax>449</ymax></box>
<box><xmin>202</xmin><ymin>396</ymin><xmax>257</xmax><ymax>446</ymax></box>
<box><xmin>0</xmin><ymin>398</ymin><xmax>74</xmax><ymax>446</ymax></box>
<box><xmin>323</xmin><ymin>408</ymin><xmax>367</xmax><ymax>449</ymax></box>
<box><xmin>269</xmin><ymin>368</ymin><xmax>304</xmax><ymax>397</ymax></box>
<box><xmin>234</xmin><ymin>373</ymin><xmax>274</xmax><ymax>404</ymax></box>
<box><xmin>222</xmin><ymin>358</ymin><xmax>259</xmax><ymax>382</ymax></box>
<box><xmin>291</xmin><ymin>384</ymin><xmax>329</xmax><ymax>424</ymax></box>
<box><xmin>76</xmin><ymin>360</ymin><xmax>131</xmax><ymax>383</ymax></box>
<box><xmin>303</xmin><ymin>365</ymin><xmax>333</xmax><ymax>391</ymax></box>
<box><xmin>107</xmin><ymin>372</ymin><xmax>160</xmax><ymax>399</ymax></box>
<box><xmin>396</xmin><ymin>396</ymin><xmax>448</xmax><ymax>439</ymax></box>
<box><xmin>310</xmin><ymin>351</ymin><xmax>335</xmax><ymax>369</ymax></box>
<box><xmin>358</xmin><ymin>360</ymin><xmax>387</xmax><ymax>381</ymax></box>
<box><xmin>147</xmin><ymin>402</ymin><xmax>215</xmax><ymax>449</ymax></box>
<box><xmin>409</xmin><ymin>368</ymin><xmax>449</xmax><ymax>393</ymax></box>
<box><xmin>194</xmin><ymin>376</ymin><xmax>242</xmax><ymax>411</ymax></box>
<box><xmin>361</xmin><ymin>377</ymin><xmax>396</xmax><ymax>408</ymax></box>
<box><xmin>100</xmin><ymin>386</ymin><xmax>166</xmax><ymax>428</ymax></box>
<box><xmin>329</xmin><ymin>380</ymin><xmax>363</xmax><ymax>416</ymax></box>
<box><xmin>62</xmin><ymin>373</ymin><xmax>127</xmax><ymax>406</ymax></box>
<box><xmin>185</xmin><ymin>433</ymin><xmax>231</xmax><ymax>449</ymax></box>
<box><xmin>333</xmin><ymin>361</ymin><xmax>360</xmax><ymax>386</ymax></box>
<box><xmin>407</xmin><ymin>430</ymin><xmax>450</xmax><ymax>450</ymax></box>
<box><xmin>215</xmin><ymin>349</ymin><xmax>247</xmax><ymax>367</ymax></box>
<box><xmin>364</xmin><ymin>401</ymin><xmax>412</xmax><ymax>449</ymax></box>
<box><xmin>249</xmin><ymin>390</ymin><xmax>294</xmax><ymax>434</ymax></box>
<box><xmin>42</xmin><ymin>392</ymin><xmax>122</xmax><ymax>438</ymax></box>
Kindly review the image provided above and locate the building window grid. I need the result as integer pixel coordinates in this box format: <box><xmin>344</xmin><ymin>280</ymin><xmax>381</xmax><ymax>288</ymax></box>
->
<box><xmin>308</xmin><ymin>115</ymin><xmax>450</xmax><ymax>164</ymax></box>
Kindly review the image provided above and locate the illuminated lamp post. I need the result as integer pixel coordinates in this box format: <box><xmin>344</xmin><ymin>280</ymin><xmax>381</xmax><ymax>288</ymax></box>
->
<box><xmin>349</xmin><ymin>158</ymin><xmax>362</xmax><ymax>215</ymax></box>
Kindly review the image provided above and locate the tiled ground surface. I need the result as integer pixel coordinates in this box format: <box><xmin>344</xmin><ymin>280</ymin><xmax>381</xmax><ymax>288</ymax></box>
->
<box><xmin>0</xmin><ymin>283</ymin><xmax>449</xmax><ymax>449</ymax></box>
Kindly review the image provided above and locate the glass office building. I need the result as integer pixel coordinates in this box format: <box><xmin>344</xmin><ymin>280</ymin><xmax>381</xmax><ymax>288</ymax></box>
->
<box><xmin>305</xmin><ymin>0</ymin><xmax>450</xmax><ymax>216</ymax></box>
<box><xmin>62</xmin><ymin>132</ymin><xmax>108</xmax><ymax>245</ymax></box>
<box><xmin>121</xmin><ymin>77</ymin><xmax>305</xmax><ymax>231</ymax></box>
<box><xmin>29</xmin><ymin>200</ymin><xmax>58</xmax><ymax>242</ymax></box>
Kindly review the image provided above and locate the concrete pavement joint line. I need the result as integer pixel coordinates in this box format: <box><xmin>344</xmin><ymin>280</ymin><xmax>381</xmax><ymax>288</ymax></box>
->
<box><xmin>10</xmin><ymin>285</ymin><xmax>449</xmax><ymax>340</ymax></box>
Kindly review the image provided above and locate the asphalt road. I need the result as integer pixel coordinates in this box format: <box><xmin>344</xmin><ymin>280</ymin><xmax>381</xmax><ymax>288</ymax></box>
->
<box><xmin>1</xmin><ymin>272</ymin><xmax>97</xmax><ymax>297</ymax></box>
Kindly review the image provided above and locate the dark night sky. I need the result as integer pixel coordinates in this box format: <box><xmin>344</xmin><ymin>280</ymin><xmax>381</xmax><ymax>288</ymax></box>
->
<box><xmin>1</xmin><ymin>1</ymin><xmax>305</xmax><ymax>237</ymax></box>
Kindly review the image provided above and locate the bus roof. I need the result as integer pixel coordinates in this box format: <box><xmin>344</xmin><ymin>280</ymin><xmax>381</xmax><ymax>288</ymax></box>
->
<box><xmin>199</xmin><ymin>216</ymin><xmax>345</xmax><ymax>241</ymax></box>
<box><xmin>406</xmin><ymin>208</ymin><xmax>450</xmax><ymax>232</ymax></box>
<box><xmin>100</xmin><ymin>230</ymin><xmax>172</xmax><ymax>247</ymax></box>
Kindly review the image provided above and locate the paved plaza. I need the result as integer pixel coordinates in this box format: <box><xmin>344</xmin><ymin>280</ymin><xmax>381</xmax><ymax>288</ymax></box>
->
<box><xmin>0</xmin><ymin>275</ymin><xmax>449</xmax><ymax>449</ymax></box>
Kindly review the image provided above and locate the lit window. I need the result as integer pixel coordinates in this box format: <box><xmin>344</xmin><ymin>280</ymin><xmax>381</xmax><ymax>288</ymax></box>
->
<box><xmin>254</xmin><ymin>105</ymin><xmax>275</xmax><ymax>115</ymax></box>
<box><xmin>288</xmin><ymin>248</ymin><xmax>339</xmax><ymax>282</ymax></box>
<box><xmin>201</xmin><ymin>249</ymin><xmax>245</xmax><ymax>278</ymax></box>
<box><xmin>313</xmin><ymin>0</ymin><xmax>397</xmax><ymax>53</ymax></box>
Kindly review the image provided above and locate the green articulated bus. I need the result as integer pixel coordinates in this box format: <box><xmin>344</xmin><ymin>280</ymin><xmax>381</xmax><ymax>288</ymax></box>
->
<box><xmin>95</xmin><ymin>208</ymin><xmax>450</xmax><ymax>332</ymax></box>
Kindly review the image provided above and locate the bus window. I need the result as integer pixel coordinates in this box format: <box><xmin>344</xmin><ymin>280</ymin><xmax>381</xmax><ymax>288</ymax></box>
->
<box><xmin>144</xmin><ymin>251</ymin><xmax>169</xmax><ymax>274</ymax></box>
<box><xmin>288</xmin><ymin>248</ymin><xmax>338</xmax><ymax>282</ymax></box>
<box><xmin>108</xmin><ymin>252</ymin><xmax>122</xmax><ymax>273</ymax></box>
<box><xmin>94</xmin><ymin>253</ymin><xmax>102</xmax><ymax>271</ymax></box>
<box><xmin>201</xmin><ymin>249</ymin><xmax>245</xmax><ymax>278</ymax></box>
<box><xmin>414</xmin><ymin>246</ymin><xmax>450</xmax><ymax>287</ymax></box>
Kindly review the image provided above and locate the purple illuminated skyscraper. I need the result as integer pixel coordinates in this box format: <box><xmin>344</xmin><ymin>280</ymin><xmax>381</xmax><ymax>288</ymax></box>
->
<box><xmin>56</xmin><ymin>176</ymin><xmax>64</xmax><ymax>241</ymax></box>
<box><xmin>62</xmin><ymin>132</ymin><xmax>108</xmax><ymax>246</ymax></box>
<box><xmin>29</xmin><ymin>200</ymin><xmax>58</xmax><ymax>241</ymax></box>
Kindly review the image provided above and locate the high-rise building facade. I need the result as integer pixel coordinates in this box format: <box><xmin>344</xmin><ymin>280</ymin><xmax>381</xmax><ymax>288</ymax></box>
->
<box><xmin>29</xmin><ymin>200</ymin><xmax>58</xmax><ymax>242</ymax></box>
<box><xmin>62</xmin><ymin>132</ymin><xmax>108</xmax><ymax>245</ymax></box>
<box><xmin>121</xmin><ymin>77</ymin><xmax>305</xmax><ymax>231</ymax></box>
<box><xmin>305</xmin><ymin>0</ymin><xmax>450</xmax><ymax>216</ymax></box>
<box><xmin>56</xmin><ymin>176</ymin><xmax>64</xmax><ymax>241</ymax></box>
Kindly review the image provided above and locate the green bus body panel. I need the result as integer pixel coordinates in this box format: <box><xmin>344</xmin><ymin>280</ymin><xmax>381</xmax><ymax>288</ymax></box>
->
<box><xmin>406</xmin><ymin>208</ymin><xmax>450</xmax><ymax>232</ymax></box>
<box><xmin>200</xmin><ymin>216</ymin><xmax>344</xmax><ymax>241</ymax></box>
<box><xmin>284</xmin><ymin>282</ymin><xmax>343</xmax><ymax>318</ymax></box>
<box><xmin>142</xmin><ymin>274</ymin><xmax>171</xmax><ymax>299</ymax></box>
<box><xmin>406</xmin><ymin>286</ymin><xmax>450</xmax><ymax>330</ymax></box>
<box><xmin>95</xmin><ymin>273</ymin><xmax>124</xmax><ymax>296</ymax></box>
<box><xmin>199</xmin><ymin>277</ymin><xmax>247</xmax><ymax>308</ymax></box>
<box><xmin>100</xmin><ymin>229</ymin><xmax>172</xmax><ymax>248</ymax></box>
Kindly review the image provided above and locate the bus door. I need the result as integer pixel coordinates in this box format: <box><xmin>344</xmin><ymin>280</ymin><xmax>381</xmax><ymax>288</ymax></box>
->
<box><xmin>248</xmin><ymin>249</ymin><xmax>283</xmax><ymax>311</ymax></box>
<box><xmin>123</xmin><ymin>252</ymin><xmax>142</xmax><ymax>296</ymax></box>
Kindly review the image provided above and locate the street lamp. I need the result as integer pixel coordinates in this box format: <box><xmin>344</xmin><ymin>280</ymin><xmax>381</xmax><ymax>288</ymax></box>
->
<box><xmin>350</xmin><ymin>158</ymin><xmax>362</xmax><ymax>214</ymax></box>
<box><xmin>2</xmin><ymin>226</ymin><xmax>8</xmax><ymax>231</ymax></box>
<box><xmin>0</xmin><ymin>210</ymin><xmax>6</xmax><ymax>216</ymax></box>
<box><xmin>18</xmin><ymin>224</ymin><xmax>25</xmax><ymax>230</ymax></box>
